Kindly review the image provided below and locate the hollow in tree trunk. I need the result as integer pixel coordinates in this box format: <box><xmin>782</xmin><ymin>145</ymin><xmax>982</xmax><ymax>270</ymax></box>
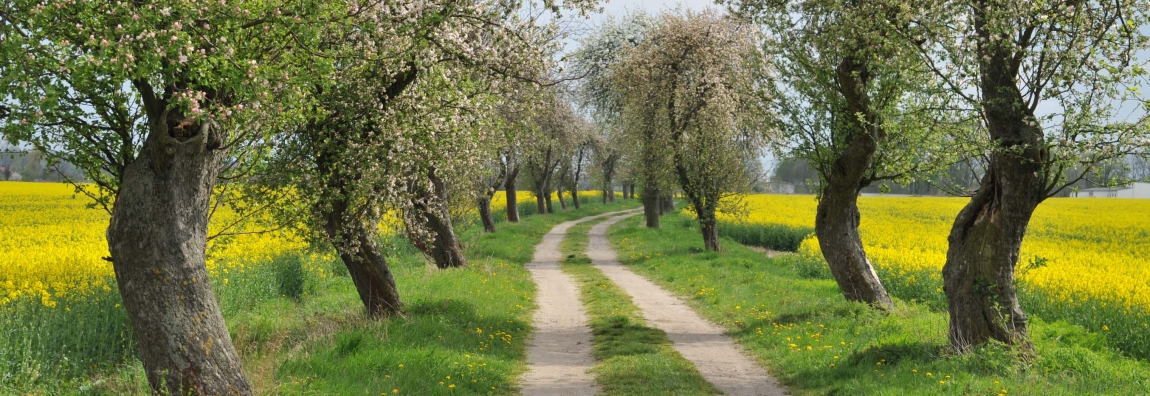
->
<box><xmin>815</xmin><ymin>183</ymin><xmax>894</xmax><ymax>310</ymax></box>
<box><xmin>106</xmin><ymin>112</ymin><xmax>252</xmax><ymax>395</ymax></box>
<box><xmin>506</xmin><ymin>166</ymin><xmax>520</xmax><ymax>223</ymax></box>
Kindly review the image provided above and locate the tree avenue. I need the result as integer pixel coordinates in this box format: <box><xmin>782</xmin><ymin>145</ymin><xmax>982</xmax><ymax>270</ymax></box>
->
<box><xmin>3</xmin><ymin>0</ymin><xmax>1150</xmax><ymax>393</ymax></box>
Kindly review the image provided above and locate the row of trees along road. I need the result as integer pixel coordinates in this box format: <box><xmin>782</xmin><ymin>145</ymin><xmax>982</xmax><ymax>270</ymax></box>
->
<box><xmin>573</xmin><ymin>0</ymin><xmax>1150</xmax><ymax>363</ymax></box>
<box><xmin>0</xmin><ymin>0</ymin><xmax>602</xmax><ymax>393</ymax></box>
<box><xmin>2</xmin><ymin>0</ymin><xmax>1149</xmax><ymax>392</ymax></box>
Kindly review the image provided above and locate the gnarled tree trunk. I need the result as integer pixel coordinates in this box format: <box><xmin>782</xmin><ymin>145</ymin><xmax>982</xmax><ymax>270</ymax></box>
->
<box><xmin>106</xmin><ymin>112</ymin><xmax>252</xmax><ymax>395</ymax></box>
<box><xmin>410</xmin><ymin>170</ymin><xmax>466</xmax><ymax>269</ymax></box>
<box><xmin>323</xmin><ymin>209</ymin><xmax>403</xmax><ymax>317</ymax></box>
<box><xmin>942</xmin><ymin>24</ymin><xmax>1046</xmax><ymax>350</ymax></box>
<box><xmin>815</xmin><ymin>183</ymin><xmax>893</xmax><ymax>309</ymax></box>
<box><xmin>810</xmin><ymin>54</ymin><xmax>895</xmax><ymax>311</ymax></box>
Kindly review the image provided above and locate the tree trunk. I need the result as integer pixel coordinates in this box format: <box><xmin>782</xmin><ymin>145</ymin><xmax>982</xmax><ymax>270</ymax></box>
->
<box><xmin>506</xmin><ymin>166</ymin><xmax>520</xmax><ymax>223</ymax></box>
<box><xmin>557</xmin><ymin>187</ymin><xmax>567</xmax><ymax>210</ymax></box>
<box><xmin>324</xmin><ymin>214</ymin><xmax>403</xmax><ymax>317</ymax></box>
<box><xmin>603</xmin><ymin>188</ymin><xmax>609</xmax><ymax>204</ymax></box>
<box><xmin>106</xmin><ymin>113</ymin><xmax>252</xmax><ymax>395</ymax></box>
<box><xmin>536</xmin><ymin>190</ymin><xmax>546</xmax><ymax>214</ymax></box>
<box><xmin>608</xmin><ymin>186</ymin><xmax>616</xmax><ymax>203</ymax></box>
<box><xmin>642</xmin><ymin>187</ymin><xmax>660</xmax><ymax>229</ymax></box>
<box><xmin>544</xmin><ymin>192</ymin><xmax>554</xmax><ymax>214</ymax></box>
<box><xmin>942</xmin><ymin>22</ymin><xmax>1046</xmax><ymax>350</ymax></box>
<box><xmin>571</xmin><ymin>184</ymin><xmax>581</xmax><ymax>209</ymax></box>
<box><xmin>477</xmin><ymin>195</ymin><xmax>496</xmax><ymax>233</ymax></box>
<box><xmin>815</xmin><ymin>184</ymin><xmax>894</xmax><ymax>309</ymax></box>
<box><xmin>804</xmin><ymin>52</ymin><xmax>896</xmax><ymax>311</ymax></box>
<box><xmin>698</xmin><ymin>209</ymin><xmax>720</xmax><ymax>252</ymax></box>
<box><xmin>943</xmin><ymin>166</ymin><xmax>1040</xmax><ymax>351</ymax></box>
<box><xmin>426</xmin><ymin>206</ymin><xmax>466</xmax><ymax>269</ymax></box>
<box><xmin>662</xmin><ymin>195</ymin><xmax>674</xmax><ymax>212</ymax></box>
<box><xmin>411</xmin><ymin>171</ymin><xmax>466</xmax><ymax>269</ymax></box>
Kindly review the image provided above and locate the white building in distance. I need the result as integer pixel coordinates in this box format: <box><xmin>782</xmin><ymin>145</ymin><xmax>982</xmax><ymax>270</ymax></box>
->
<box><xmin>1072</xmin><ymin>182</ymin><xmax>1150</xmax><ymax>199</ymax></box>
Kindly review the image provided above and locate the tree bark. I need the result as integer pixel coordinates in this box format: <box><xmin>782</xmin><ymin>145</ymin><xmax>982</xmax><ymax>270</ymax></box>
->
<box><xmin>557</xmin><ymin>187</ymin><xmax>567</xmax><ymax>210</ymax></box>
<box><xmin>324</xmin><ymin>212</ymin><xmax>403</xmax><ymax>317</ymax></box>
<box><xmin>815</xmin><ymin>183</ymin><xmax>894</xmax><ymax>309</ymax></box>
<box><xmin>535</xmin><ymin>190</ymin><xmax>546</xmax><ymax>214</ymax></box>
<box><xmin>608</xmin><ymin>186</ymin><xmax>616</xmax><ymax>203</ymax></box>
<box><xmin>506</xmin><ymin>166</ymin><xmax>520</xmax><ymax>223</ymax></box>
<box><xmin>662</xmin><ymin>195</ymin><xmax>674</xmax><ymax>212</ymax></box>
<box><xmin>571</xmin><ymin>185</ymin><xmax>581</xmax><ymax>209</ymax></box>
<box><xmin>602</xmin><ymin>188</ymin><xmax>609</xmax><ymax>204</ymax></box>
<box><xmin>807</xmin><ymin>53</ymin><xmax>897</xmax><ymax>311</ymax></box>
<box><xmin>699</xmin><ymin>212</ymin><xmax>720</xmax><ymax>252</ymax></box>
<box><xmin>544</xmin><ymin>192</ymin><xmax>554</xmax><ymax>213</ymax></box>
<box><xmin>477</xmin><ymin>195</ymin><xmax>496</xmax><ymax>233</ymax></box>
<box><xmin>642</xmin><ymin>187</ymin><xmax>660</xmax><ymax>229</ymax></box>
<box><xmin>942</xmin><ymin>13</ymin><xmax>1046</xmax><ymax>350</ymax></box>
<box><xmin>410</xmin><ymin>170</ymin><xmax>466</xmax><ymax>269</ymax></box>
<box><xmin>106</xmin><ymin>112</ymin><xmax>252</xmax><ymax>395</ymax></box>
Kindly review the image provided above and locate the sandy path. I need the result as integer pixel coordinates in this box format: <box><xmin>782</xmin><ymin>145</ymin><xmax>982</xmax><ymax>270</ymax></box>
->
<box><xmin>587</xmin><ymin>213</ymin><xmax>788</xmax><ymax>396</ymax></box>
<box><xmin>520</xmin><ymin>210</ymin><xmax>636</xmax><ymax>396</ymax></box>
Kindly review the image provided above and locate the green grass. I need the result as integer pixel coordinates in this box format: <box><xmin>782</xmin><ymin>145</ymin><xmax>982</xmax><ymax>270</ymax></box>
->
<box><xmin>607</xmin><ymin>212</ymin><xmax>1150</xmax><ymax>395</ymax></box>
<box><xmin>1</xmin><ymin>197</ymin><xmax>640</xmax><ymax>395</ymax></box>
<box><xmin>263</xmin><ymin>199</ymin><xmax>641</xmax><ymax>395</ymax></box>
<box><xmin>559</xmin><ymin>218</ymin><xmax>718</xmax><ymax>395</ymax></box>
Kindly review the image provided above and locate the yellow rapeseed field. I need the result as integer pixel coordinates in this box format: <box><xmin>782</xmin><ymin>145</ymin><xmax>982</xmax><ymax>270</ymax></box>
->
<box><xmin>0</xmin><ymin>182</ymin><xmax>540</xmax><ymax>306</ymax></box>
<box><xmin>722</xmin><ymin>194</ymin><xmax>1150</xmax><ymax>354</ymax></box>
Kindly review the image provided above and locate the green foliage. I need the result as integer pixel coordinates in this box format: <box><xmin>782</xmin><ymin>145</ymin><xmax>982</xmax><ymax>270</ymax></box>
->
<box><xmin>606</xmin><ymin>212</ymin><xmax>1150</xmax><ymax>395</ymax></box>
<box><xmin>717</xmin><ymin>222</ymin><xmax>812</xmax><ymax>252</ymax></box>
<box><xmin>273</xmin><ymin>253</ymin><xmax>308</xmax><ymax>300</ymax></box>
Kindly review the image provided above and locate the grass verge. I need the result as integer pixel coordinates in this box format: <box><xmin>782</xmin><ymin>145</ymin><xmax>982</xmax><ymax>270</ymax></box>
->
<box><xmin>559</xmin><ymin>218</ymin><xmax>717</xmax><ymax>395</ymax></box>
<box><xmin>607</xmin><ymin>212</ymin><xmax>1150</xmax><ymax>395</ymax></box>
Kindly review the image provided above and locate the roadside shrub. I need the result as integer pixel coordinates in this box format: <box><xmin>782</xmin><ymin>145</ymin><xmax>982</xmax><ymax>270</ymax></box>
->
<box><xmin>273</xmin><ymin>253</ymin><xmax>307</xmax><ymax>300</ymax></box>
<box><xmin>717</xmin><ymin>222</ymin><xmax>813</xmax><ymax>252</ymax></box>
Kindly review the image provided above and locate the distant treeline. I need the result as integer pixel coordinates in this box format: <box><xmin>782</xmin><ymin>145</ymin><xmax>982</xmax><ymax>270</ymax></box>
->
<box><xmin>0</xmin><ymin>148</ymin><xmax>87</xmax><ymax>183</ymax></box>
<box><xmin>768</xmin><ymin>155</ymin><xmax>1150</xmax><ymax>197</ymax></box>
